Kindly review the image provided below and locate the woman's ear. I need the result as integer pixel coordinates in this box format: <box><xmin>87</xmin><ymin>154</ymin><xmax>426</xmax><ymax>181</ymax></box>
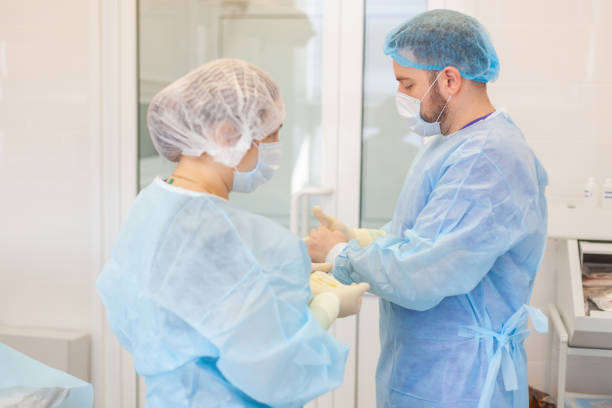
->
<box><xmin>262</xmin><ymin>126</ymin><xmax>282</xmax><ymax>143</ymax></box>
<box><xmin>212</xmin><ymin>121</ymin><xmax>239</xmax><ymax>148</ymax></box>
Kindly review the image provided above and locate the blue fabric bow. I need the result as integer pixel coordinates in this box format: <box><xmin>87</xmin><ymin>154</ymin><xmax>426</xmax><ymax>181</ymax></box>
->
<box><xmin>458</xmin><ymin>305</ymin><xmax>548</xmax><ymax>408</ymax></box>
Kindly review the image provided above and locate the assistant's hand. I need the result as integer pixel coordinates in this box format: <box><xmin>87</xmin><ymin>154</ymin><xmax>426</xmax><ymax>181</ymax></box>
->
<box><xmin>307</xmin><ymin>226</ymin><xmax>349</xmax><ymax>263</ymax></box>
<box><xmin>330</xmin><ymin>282</ymin><xmax>370</xmax><ymax>317</ymax></box>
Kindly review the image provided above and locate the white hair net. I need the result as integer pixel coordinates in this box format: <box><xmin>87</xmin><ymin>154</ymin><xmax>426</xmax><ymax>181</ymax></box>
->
<box><xmin>147</xmin><ymin>59</ymin><xmax>285</xmax><ymax>167</ymax></box>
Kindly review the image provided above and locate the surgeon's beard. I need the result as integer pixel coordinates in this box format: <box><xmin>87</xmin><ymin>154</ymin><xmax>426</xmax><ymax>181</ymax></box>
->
<box><xmin>421</xmin><ymin>81</ymin><xmax>451</xmax><ymax>135</ymax></box>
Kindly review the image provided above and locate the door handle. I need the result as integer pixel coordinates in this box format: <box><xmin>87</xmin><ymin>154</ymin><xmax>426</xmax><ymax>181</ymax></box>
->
<box><xmin>290</xmin><ymin>186</ymin><xmax>334</xmax><ymax>236</ymax></box>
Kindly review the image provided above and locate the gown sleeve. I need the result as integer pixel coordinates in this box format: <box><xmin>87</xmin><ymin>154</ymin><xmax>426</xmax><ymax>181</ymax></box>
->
<box><xmin>333</xmin><ymin>146</ymin><xmax>528</xmax><ymax>311</ymax></box>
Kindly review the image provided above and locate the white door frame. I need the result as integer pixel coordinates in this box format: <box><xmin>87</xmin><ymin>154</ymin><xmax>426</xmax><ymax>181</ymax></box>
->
<box><xmin>314</xmin><ymin>0</ymin><xmax>366</xmax><ymax>407</ymax></box>
<box><xmin>95</xmin><ymin>0</ymin><xmax>365</xmax><ymax>406</ymax></box>
<box><xmin>91</xmin><ymin>0</ymin><xmax>139</xmax><ymax>406</ymax></box>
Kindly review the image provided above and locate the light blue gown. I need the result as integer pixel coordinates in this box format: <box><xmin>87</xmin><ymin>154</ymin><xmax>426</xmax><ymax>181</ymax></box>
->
<box><xmin>97</xmin><ymin>179</ymin><xmax>348</xmax><ymax>407</ymax></box>
<box><xmin>333</xmin><ymin>110</ymin><xmax>548</xmax><ymax>408</ymax></box>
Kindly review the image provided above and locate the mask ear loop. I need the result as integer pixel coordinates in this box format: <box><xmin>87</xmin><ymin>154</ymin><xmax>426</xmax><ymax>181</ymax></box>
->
<box><xmin>420</xmin><ymin>70</ymin><xmax>445</xmax><ymax>102</ymax></box>
<box><xmin>420</xmin><ymin>71</ymin><xmax>450</xmax><ymax>127</ymax></box>
<box><xmin>435</xmin><ymin>95</ymin><xmax>452</xmax><ymax>123</ymax></box>
<box><xmin>234</xmin><ymin>141</ymin><xmax>260</xmax><ymax>173</ymax></box>
<box><xmin>423</xmin><ymin>70</ymin><xmax>452</xmax><ymax>124</ymax></box>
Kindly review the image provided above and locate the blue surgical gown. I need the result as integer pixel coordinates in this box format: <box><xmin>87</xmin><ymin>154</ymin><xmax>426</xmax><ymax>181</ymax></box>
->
<box><xmin>97</xmin><ymin>179</ymin><xmax>348</xmax><ymax>407</ymax></box>
<box><xmin>333</xmin><ymin>110</ymin><xmax>548</xmax><ymax>408</ymax></box>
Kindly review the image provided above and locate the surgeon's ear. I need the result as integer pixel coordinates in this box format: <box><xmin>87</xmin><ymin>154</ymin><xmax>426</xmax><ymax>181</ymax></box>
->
<box><xmin>441</xmin><ymin>67</ymin><xmax>462</xmax><ymax>97</ymax></box>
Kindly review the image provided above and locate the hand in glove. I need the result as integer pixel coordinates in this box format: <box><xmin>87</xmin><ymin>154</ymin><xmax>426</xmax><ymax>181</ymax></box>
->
<box><xmin>310</xmin><ymin>272</ymin><xmax>369</xmax><ymax>317</ymax></box>
<box><xmin>312</xmin><ymin>206</ymin><xmax>386</xmax><ymax>247</ymax></box>
<box><xmin>307</xmin><ymin>226</ymin><xmax>348</xmax><ymax>263</ymax></box>
<box><xmin>331</xmin><ymin>282</ymin><xmax>370</xmax><ymax>317</ymax></box>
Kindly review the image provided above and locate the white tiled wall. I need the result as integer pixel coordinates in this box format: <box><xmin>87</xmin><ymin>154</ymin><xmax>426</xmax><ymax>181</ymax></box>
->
<box><xmin>0</xmin><ymin>2</ymin><xmax>94</xmax><ymax>338</ymax></box>
<box><xmin>431</xmin><ymin>0</ymin><xmax>612</xmax><ymax>204</ymax></box>
<box><xmin>430</xmin><ymin>0</ymin><xmax>612</xmax><ymax>396</ymax></box>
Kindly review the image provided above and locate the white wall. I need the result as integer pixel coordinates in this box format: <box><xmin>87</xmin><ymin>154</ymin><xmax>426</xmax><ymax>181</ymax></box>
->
<box><xmin>0</xmin><ymin>0</ymin><xmax>103</xmax><ymax>399</ymax></box>
<box><xmin>430</xmin><ymin>0</ymin><xmax>612</xmax><ymax>396</ymax></box>
<box><xmin>0</xmin><ymin>2</ymin><xmax>94</xmax><ymax>336</ymax></box>
<box><xmin>429</xmin><ymin>0</ymin><xmax>612</xmax><ymax>204</ymax></box>
<box><xmin>0</xmin><ymin>2</ymin><xmax>138</xmax><ymax>407</ymax></box>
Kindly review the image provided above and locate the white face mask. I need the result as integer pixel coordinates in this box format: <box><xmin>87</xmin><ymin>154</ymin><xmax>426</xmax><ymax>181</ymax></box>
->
<box><xmin>259</xmin><ymin>141</ymin><xmax>282</xmax><ymax>170</ymax></box>
<box><xmin>232</xmin><ymin>141</ymin><xmax>281</xmax><ymax>193</ymax></box>
<box><xmin>395</xmin><ymin>72</ymin><xmax>451</xmax><ymax>137</ymax></box>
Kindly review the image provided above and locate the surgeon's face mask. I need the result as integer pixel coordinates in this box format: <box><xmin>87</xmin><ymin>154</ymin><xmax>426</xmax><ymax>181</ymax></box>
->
<box><xmin>395</xmin><ymin>71</ymin><xmax>452</xmax><ymax>137</ymax></box>
<box><xmin>232</xmin><ymin>141</ymin><xmax>282</xmax><ymax>193</ymax></box>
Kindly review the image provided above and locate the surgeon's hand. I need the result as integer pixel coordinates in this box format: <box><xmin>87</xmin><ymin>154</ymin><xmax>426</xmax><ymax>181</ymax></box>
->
<box><xmin>313</xmin><ymin>206</ymin><xmax>354</xmax><ymax>238</ymax></box>
<box><xmin>330</xmin><ymin>282</ymin><xmax>370</xmax><ymax>317</ymax></box>
<box><xmin>307</xmin><ymin>226</ymin><xmax>348</xmax><ymax>263</ymax></box>
<box><xmin>313</xmin><ymin>206</ymin><xmax>387</xmax><ymax>247</ymax></box>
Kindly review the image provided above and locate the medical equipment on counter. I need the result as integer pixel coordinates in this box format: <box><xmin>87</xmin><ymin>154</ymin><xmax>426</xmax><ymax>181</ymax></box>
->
<box><xmin>549</xmin><ymin>240</ymin><xmax>612</xmax><ymax>408</ymax></box>
<box><xmin>555</xmin><ymin>240</ymin><xmax>612</xmax><ymax>345</ymax></box>
<box><xmin>583</xmin><ymin>287</ymin><xmax>612</xmax><ymax>312</ymax></box>
<box><xmin>564</xmin><ymin>395</ymin><xmax>612</xmax><ymax>407</ymax></box>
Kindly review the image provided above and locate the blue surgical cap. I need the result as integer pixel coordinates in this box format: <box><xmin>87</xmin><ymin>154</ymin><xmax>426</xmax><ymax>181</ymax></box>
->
<box><xmin>384</xmin><ymin>9</ymin><xmax>500</xmax><ymax>83</ymax></box>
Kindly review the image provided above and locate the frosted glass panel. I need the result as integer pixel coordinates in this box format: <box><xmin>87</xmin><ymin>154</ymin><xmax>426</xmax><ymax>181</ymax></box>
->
<box><xmin>356</xmin><ymin>3</ymin><xmax>427</xmax><ymax>407</ymax></box>
<box><xmin>360</xmin><ymin>1</ymin><xmax>427</xmax><ymax>229</ymax></box>
<box><xmin>138</xmin><ymin>1</ymin><xmax>324</xmax><ymax>227</ymax></box>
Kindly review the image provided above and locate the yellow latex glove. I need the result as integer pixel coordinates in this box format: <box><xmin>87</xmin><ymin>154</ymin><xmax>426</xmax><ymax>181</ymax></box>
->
<box><xmin>309</xmin><ymin>292</ymin><xmax>339</xmax><ymax>330</ymax></box>
<box><xmin>309</xmin><ymin>272</ymin><xmax>343</xmax><ymax>329</ymax></box>
<box><xmin>312</xmin><ymin>206</ymin><xmax>387</xmax><ymax>247</ymax></box>
<box><xmin>311</xmin><ymin>262</ymin><xmax>333</xmax><ymax>273</ymax></box>
<box><xmin>310</xmin><ymin>271</ymin><xmax>343</xmax><ymax>295</ymax></box>
<box><xmin>310</xmin><ymin>271</ymin><xmax>370</xmax><ymax>317</ymax></box>
<box><xmin>333</xmin><ymin>282</ymin><xmax>370</xmax><ymax>317</ymax></box>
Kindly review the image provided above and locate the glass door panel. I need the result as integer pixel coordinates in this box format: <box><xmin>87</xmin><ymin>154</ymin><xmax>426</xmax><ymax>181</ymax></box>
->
<box><xmin>356</xmin><ymin>2</ymin><xmax>426</xmax><ymax>407</ymax></box>
<box><xmin>360</xmin><ymin>1</ymin><xmax>427</xmax><ymax>229</ymax></box>
<box><xmin>138</xmin><ymin>0</ymin><xmax>325</xmax><ymax>228</ymax></box>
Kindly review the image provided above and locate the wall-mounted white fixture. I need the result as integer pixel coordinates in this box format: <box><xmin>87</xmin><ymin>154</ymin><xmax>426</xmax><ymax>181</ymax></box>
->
<box><xmin>0</xmin><ymin>40</ymin><xmax>7</xmax><ymax>76</ymax></box>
